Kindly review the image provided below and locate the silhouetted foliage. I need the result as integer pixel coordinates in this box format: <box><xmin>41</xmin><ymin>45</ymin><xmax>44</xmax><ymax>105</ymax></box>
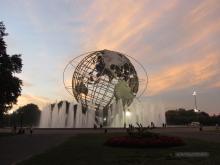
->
<box><xmin>0</xmin><ymin>21</ymin><xmax>23</xmax><ymax>126</ymax></box>
<box><xmin>166</xmin><ymin>108</ymin><xmax>220</xmax><ymax>125</ymax></box>
<box><xmin>11</xmin><ymin>104</ymin><xmax>41</xmax><ymax>127</ymax></box>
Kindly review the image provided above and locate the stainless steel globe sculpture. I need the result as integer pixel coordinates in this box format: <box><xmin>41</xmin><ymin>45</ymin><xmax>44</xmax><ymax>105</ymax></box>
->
<box><xmin>63</xmin><ymin>49</ymin><xmax>147</xmax><ymax>112</ymax></box>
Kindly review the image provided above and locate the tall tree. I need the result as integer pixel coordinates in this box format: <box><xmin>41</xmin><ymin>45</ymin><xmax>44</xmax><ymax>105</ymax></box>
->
<box><xmin>0</xmin><ymin>22</ymin><xmax>23</xmax><ymax>127</ymax></box>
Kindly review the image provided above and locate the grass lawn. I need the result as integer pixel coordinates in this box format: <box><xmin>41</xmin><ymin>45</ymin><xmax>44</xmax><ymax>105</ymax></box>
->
<box><xmin>18</xmin><ymin>133</ymin><xmax>220</xmax><ymax>165</ymax></box>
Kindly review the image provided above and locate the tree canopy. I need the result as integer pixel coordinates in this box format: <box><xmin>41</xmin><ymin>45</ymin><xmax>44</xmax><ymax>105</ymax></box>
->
<box><xmin>166</xmin><ymin>108</ymin><xmax>220</xmax><ymax>125</ymax></box>
<box><xmin>11</xmin><ymin>104</ymin><xmax>41</xmax><ymax>127</ymax></box>
<box><xmin>0</xmin><ymin>21</ymin><xmax>23</xmax><ymax>126</ymax></box>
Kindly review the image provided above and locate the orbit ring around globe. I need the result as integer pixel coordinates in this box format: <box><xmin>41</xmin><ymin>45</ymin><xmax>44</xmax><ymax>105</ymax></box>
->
<box><xmin>63</xmin><ymin>50</ymin><xmax>148</xmax><ymax>111</ymax></box>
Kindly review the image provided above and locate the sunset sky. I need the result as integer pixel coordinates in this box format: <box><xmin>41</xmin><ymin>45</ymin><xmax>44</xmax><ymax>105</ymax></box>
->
<box><xmin>1</xmin><ymin>0</ymin><xmax>220</xmax><ymax>114</ymax></box>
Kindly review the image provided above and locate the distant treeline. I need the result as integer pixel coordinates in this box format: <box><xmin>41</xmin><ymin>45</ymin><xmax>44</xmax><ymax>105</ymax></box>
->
<box><xmin>166</xmin><ymin>108</ymin><xmax>220</xmax><ymax>126</ymax></box>
<box><xmin>3</xmin><ymin>104</ymin><xmax>41</xmax><ymax>127</ymax></box>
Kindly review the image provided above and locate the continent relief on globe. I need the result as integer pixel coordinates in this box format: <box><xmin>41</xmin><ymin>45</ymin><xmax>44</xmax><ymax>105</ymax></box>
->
<box><xmin>114</xmin><ymin>80</ymin><xmax>135</xmax><ymax>106</ymax></box>
<box><xmin>71</xmin><ymin>49</ymin><xmax>139</xmax><ymax>110</ymax></box>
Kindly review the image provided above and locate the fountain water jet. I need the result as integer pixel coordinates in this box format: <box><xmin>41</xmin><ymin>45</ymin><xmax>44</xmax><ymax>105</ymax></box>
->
<box><xmin>39</xmin><ymin>99</ymin><xmax>165</xmax><ymax>128</ymax></box>
<box><xmin>39</xmin><ymin>101</ymin><xmax>95</xmax><ymax>128</ymax></box>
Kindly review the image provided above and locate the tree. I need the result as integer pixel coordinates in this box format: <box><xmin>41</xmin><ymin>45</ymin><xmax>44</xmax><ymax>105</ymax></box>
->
<box><xmin>0</xmin><ymin>22</ymin><xmax>23</xmax><ymax>127</ymax></box>
<box><xmin>11</xmin><ymin>104</ymin><xmax>41</xmax><ymax>127</ymax></box>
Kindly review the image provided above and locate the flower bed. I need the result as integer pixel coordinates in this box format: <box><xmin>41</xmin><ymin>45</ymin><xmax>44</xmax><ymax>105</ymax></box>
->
<box><xmin>105</xmin><ymin>135</ymin><xmax>184</xmax><ymax>148</ymax></box>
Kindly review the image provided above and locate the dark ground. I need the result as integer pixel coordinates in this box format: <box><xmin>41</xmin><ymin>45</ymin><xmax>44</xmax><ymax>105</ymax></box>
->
<box><xmin>0</xmin><ymin>132</ymin><xmax>71</xmax><ymax>165</ymax></box>
<box><xmin>0</xmin><ymin>126</ymin><xmax>219</xmax><ymax>165</ymax></box>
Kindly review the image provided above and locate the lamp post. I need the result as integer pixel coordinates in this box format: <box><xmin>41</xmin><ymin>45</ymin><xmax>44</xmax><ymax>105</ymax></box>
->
<box><xmin>192</xmin><ymin>91</ymin><xmax>198</xmax><ymax>112</ymax></box>
<box><xmin>124</xmin><ymin>110</ymin><xmax>131</xmax><ymax>128</ymax></box>
<box><xmin>123</xmin><ymin>108</ymin><xmax>126</xmax><ymax>128</ymax></box>
<box><xmin>193</xmin><ymin>91</ymin><xmax>201</xmax><ymax>124</ymax></box>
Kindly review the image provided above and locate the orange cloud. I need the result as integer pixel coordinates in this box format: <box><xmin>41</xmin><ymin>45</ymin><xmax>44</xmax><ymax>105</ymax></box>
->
<box><xmin>209</xmin><ymin>81</ymin><xmax>220</xmax><ymax>88</ymax></box>
<box><xmin>82</xmin><ymin>0</ymin><xmax>178</xmax><ymax>51</ymax></box>
<box><xmin>176</xmin><ymin>15</ymin><xmax>220</xmax><ymax>53</ymax></box>
<box><xmin>148</xmin><ymin>53</ymin><xmax>219</xmax><ymax>95</ymax></box>
<box><xmin>79</xmin><ymin>0</ymin><xmax>220</xmax><ymax>97</ymax></box>
<box><xmin>138</xmin><ymin>0</ymin><xmax>220</xmax><ymax>65</ymax></box>
<box><xmin>10</xmin><ymin>93</ymin><xmax>52</xmax><ymax>113</ymax></box>
<box><xmin>188</xmin><ymin>0</ymin><xmax>219</xmax><ymax>24</ymax></box>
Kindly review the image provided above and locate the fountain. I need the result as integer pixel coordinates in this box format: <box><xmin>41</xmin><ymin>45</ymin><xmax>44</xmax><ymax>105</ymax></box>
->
<box><xmin>39</xmin><ymin>101</ymin><xmax>95</xmax><ymax>128</ymax></box>
<box><xmin>39</xmin><ymin>50</ymin><xmax>166</xmax><ymax>128</ymax></box>
<box><xmin>39</xmin><ymin>99</ymin><xmax>165</xmax><ymax>128</ymax></box>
